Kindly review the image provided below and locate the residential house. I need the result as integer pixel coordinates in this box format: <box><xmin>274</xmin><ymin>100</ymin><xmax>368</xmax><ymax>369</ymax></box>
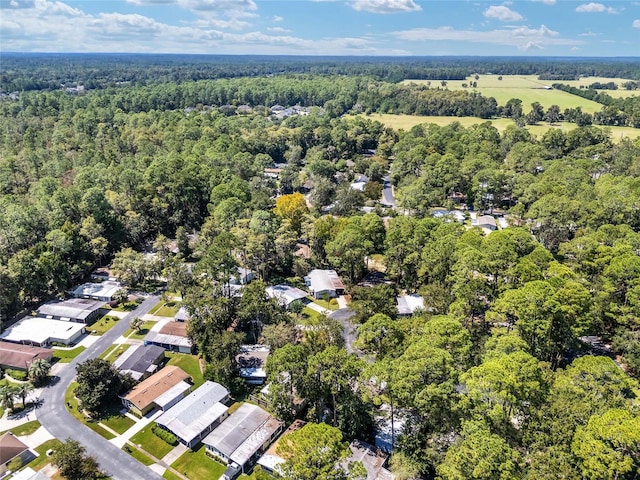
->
<box><xmin>0</xmin><ymin>433</ymin><xmax>34</xmax><ymax>475</ymax></box>
<box><xmin>174</xmin><ymin>306</ymin><xmax>190</xmax><ymax>322</ymax></box>
<box><xmin>70</xmin><ymin>281</ymin><xmax>122</xmax><ymax>302</ymax></box>
<box><xmin>342</xmin><ymin>440</ymin><xmax>393</xmax><ymax>480</ymax></box>
<box><xmin>305</xmin><ymin>269</ymin><xmax>345</xmax><ymax>299</ymax></box>
<box><xmin>36</xmin><ymin>298</ymin><xmax>104</xmax><ymax>324</ymax></box>
<box><xmin>396</xmin><ymin>294</ymin><xmax>425</xmax><ymax>317</ymax></box>
<box><xmin>230</xmin><ymin>267</ymin><xmax>255</xmax><ymax>286</ymax></box>
<box><xmin>144</xmin><ymin>320</ymin><xmax>193</xmax><ymax>354</ymax></box>
<box><xmin>236</xmin><ymin>345</ymin><xmax>270</xmax><ymax>385</ymax></box>
<box><xmin>256</xmin><ymin>419</ymin><xmax>306</xmax><ymax>476</ymax></box>
<box><xmin>475</xmin><ymin>215</ymin><xmax>497</xmax><ymax>232</ymax></box>
<box><xmin>265</xmin><ymin>285</ymin><xmax>308</xmax><ymax>309</ymax></box>
<box><xmin>10</xmin><ymin>467</ymin><xmax>50</xmax><ymax>480</ymax></box>
<box><xmin>0</xmin><ymin>341</ymin><xmax>53</xmax><ymax>371</ymax></box>
<box><xmin>156</xmin><ymin>381</ymin><xmax>230</xmax><ymax>448</ymax></box>
<box><xmin>0</xmin><ymin>317</ymin><xmax>85</xmax><ymax>347</ymax></box>
<box><xmin>113</xmin><ymin>345</ymin><xmax>165</xmax><ymax>381</ymax></box>
<box><xmin>203</xmin><ymin>403</ymin><xmax>283</xmax><ymax>475</ymax></box>
<box><xmin>120</xmin><ymin>365</ymin><xmax>191</xmax><ymax>416</ymax></box>
<box><xmin>374</xmin><ymin>404</ymin><xmax>408</xmax><ymax>453</ymax></box>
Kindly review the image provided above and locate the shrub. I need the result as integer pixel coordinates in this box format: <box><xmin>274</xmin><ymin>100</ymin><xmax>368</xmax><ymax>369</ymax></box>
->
<box><xmin>151</xmin><ymin>425</ymin><xmax>178</xmax><ymax>446</ymax></box>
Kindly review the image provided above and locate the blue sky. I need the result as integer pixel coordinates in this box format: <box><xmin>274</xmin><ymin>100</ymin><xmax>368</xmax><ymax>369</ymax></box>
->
<box><xmin>1</xmin><ymin>0</ymin><xmax>639</xmax><ymax>56</ymax></box>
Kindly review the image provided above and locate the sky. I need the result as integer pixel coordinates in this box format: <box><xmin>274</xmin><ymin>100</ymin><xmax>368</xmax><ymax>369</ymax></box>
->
<box><xmin>1</xmin><ymin>0</ymin><xmax>639</xmax><ymax>56</ymax></box>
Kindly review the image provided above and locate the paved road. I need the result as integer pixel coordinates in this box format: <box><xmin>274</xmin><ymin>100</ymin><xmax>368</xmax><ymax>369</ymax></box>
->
<box><xmin>37</xmin><ymin>295</ymin><xmax>164</xmax><ymax>480</ymax></box>
<box><xmin>329</xmin><ymin>308</ymin><xmax>358</xmax><ymax>356</ymax></box>
<box><xmin>381</xmin><ymin>175</ymin><xmax>396</xmax><ymax>207</ymax></box>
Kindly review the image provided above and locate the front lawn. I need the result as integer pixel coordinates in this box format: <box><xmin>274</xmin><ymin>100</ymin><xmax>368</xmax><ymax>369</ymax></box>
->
<box><xmin>122</xmin><ymin>321</ymin><xmax>155</xmax><ymax>340</ymax></box>
<box><xmin>170</xmin><ymin>444</ymin><xmax>225</xmax><ymax>480</ymax></box>
<box><xmin>101</xmin><ymin>409</ymin><xmax>135</xmax><ymax>434</ymax></box>
<box><xmin>64</xmin><ymin>382</ymin><xmax>116</xmax><ymax>440</ymax></box>
<box><xmin>163</xmin><ymin>470</ymin><xmax>183</xmax><ymax>480</ymax></box>
<box><xmin>99</xmin><ymin>344</ymin><xmax>128</xmax><ymax>362</ymax></box>
<box><xmin>123</xmin><ymin>444</ymin><xmax>155</xmax><ymax>466</ymax></box>
<box><xmin>149</xmin><ymin>301</ymin><xmax>180</xmax><ymax>318</ymax></box>
<box><xmin>29</xmin><ymin>438</ymin><xmax>63</xmax><ymax>471</ymax></box>
<box><xmin>0</xmin><ymin>419</ymin><xmax>41</xmax><ymax>437</ymax></box>
<box><xmin>52</xmin><ymin>346</ymin><xmax>86</xmax><ymax>363</ymax></box>
<box><xmin>130</xmin><ymin>423</ymin><xmax>175</xmax><ymax>459</ymax></box>
<box><xmin>308</xmin><ymin>297</ymin><xmax>339</xmax><ymax>311</ymax></box>
<box><xmin>90</xmin><ymin>315</ymin><xmax>120</xmax><ymax>335</ymax></box>
<box><xmin>166</xmin><ymin>352</ymin><xmax>204</xmax><ymax>388</ymax></box>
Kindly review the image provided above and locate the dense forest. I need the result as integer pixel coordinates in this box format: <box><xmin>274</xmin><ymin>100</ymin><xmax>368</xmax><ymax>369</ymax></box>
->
<box><xmin>1</xmin><ymin>56</ymin><xmax>640</xmax><ymax>479</ymax></box>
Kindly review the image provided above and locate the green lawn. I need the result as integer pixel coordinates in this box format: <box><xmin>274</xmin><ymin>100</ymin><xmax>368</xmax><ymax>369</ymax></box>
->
<box><xmin>170</xmin><ymin>444</ymin><xmax>225</xmax><ymax>480</ymax></box>
<box><xmin>308</xmin><ymin>297</ymin><xmax>339</xmax><ymax>311</ymax></box>
<box><xmin>130</xmin><ymin>423</ymin><xmax>175</xmax><ymax>459</ymax></box>
<box><xmin>302</xmin><ymin>307</ymin><xmax>321</xmax><ymax>321</ymax></box>
<box><xmin>52</xmin><ymin>346</ymin><xmax>86</xmax><ymax>363</ymax></box>
<box><xmin>0</xmin><ymin>419</ymin><xmax>41</xmax><ymax>437</ymax></box>
<box><xmin>122</xmin><ymin>321</ymin><xmax>156</xmax><ymax>340</ymax></box>
<box><xmin>64</xmin><ymin>382</ymin><xmax>116</xmax><ymax>440</ymax></box>
<box><xmin>90</xmin><ymin>315</ymin><xmax>120</xmax><ymax>335</ymax></box>
<box><xmin>149</xmin><ymin>301</ymin><xmax>180</xmax><ymax>318</ymax></box>
<box><xmin>123</xmin><ymin>444</ymin><xmax>156</xmax><ymax>466</ymax></box>
<box><xmin>163</xmin><ymin>470</ymin><xmax>183</xmax><ymax>480</ymax></box>
<box><xmin>166</xmin><ymin>352</ymin><xmax>204</xmax><ymax>388</ymax></box>
<box><xmin>99</xmin><ymin>344</ymin><xmax>128</xmax><ymax>362</ymax></box>
<box><xmin>29</xmin><ymin>438</ymin><xmax>63</xmax><ymax>471</ymax></box>
<box><xmin>101</xmin><ymin>410</ymin><xmax>135</xmax><ymax>434</ymax></box>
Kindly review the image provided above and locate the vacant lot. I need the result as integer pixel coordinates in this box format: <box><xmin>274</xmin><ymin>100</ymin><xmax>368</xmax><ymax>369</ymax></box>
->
<box><xmin>404</xmin><ymin>75</ymin><xmax>605</xmax><ymax>113</ymax></box>
<box><xmin>361</xmin><ymin>113</ymin><xmax>640</xmax><ymax>142</ymax></box>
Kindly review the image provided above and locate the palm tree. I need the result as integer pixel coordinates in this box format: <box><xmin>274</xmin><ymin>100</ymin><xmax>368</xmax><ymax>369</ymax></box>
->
<box><xmin>0</xmin><ymin>384</ymin><xmax>17</xmax><ymax>412</ymax></box>
<box><xmin>28</xmin><ymin>359</ymin><xmax>51</xmax><ymax>386</ymax></box>
<box><xmin>15</xmin><ymin>383</ymin><xmax>33</xmax><ymax>408</ymax></box>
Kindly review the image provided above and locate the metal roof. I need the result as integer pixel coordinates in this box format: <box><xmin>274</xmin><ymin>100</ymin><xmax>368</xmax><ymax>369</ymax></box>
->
<box><xmin>396</xmin><ymin>294</ymin><xmax>425</xmax><ymax>316</ymax></box>
<box><xmin>144</xmin><ymin>331</ymin><xmax>192</xmax><ymax>349</ymax></box>
<box><xmin>306</xmin><ymin>269</ymin><xmax>345</xmax><ymax>294</ymax></box>
<box><xmin>203</xmin><ymin>403</ymin><xmax>282</xmax><ymax>467</ymax></box>
<box><xmin>71</xmin><ymin>281</ymin><xmax>121</xmax><ymax>299</ymax></box>
<box><xmin>154</xmin><ymin>380</ymin><xmax>191</xmax><ymax>409</ymax></box>
<box><xmin>266</xmin><ymin>285</ymin><xmax>308</xmax><ymax>306</ymax></box>
<box><xmin>156</xmin><ymin>381</ymin><xmax>229</xmax><ymax>444</ymax></box>
<box><xmin>0</xmin><ymin>317</ymin><xmax>85</xmax><ymax>345</ymax></box>
<box><xmin>37</xmin><ymin>298</ymin><xmax>104</xmax><ymax>321</ymax></box>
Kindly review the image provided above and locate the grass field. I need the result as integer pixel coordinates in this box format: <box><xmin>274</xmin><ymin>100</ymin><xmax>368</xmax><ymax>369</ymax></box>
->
<box><xmin>29</xmin><ymin>438</ymin><xmax>62</xmax><ymax>471</ymax></box>
<box><xmin>166</xmin><ymin>352</ymin><xmax>204</xmax><ymax>387</ymax></box>
<box><xmin>90</xmin><ymin>315</ymin><xmax>120</xmax><ymax>335</ymax></box>
<box><xmin>130</xmin><ymin>423</ymin><xmax>175</xmax><ymax>459</ymax></box>
<box><xmin>122</xmin><ymin>320</ymin><xmax>155</xmax><ymax>340</ymax></box>
<box><xmin>149</xmin><ymin>301</ymin><xmax>180</xmax><ymax>318</ymax></box>
<box><xmin>403</xmin><ymin>75</ymin><xmax>612</xmax><ymax>114</ymax></box>
<box><xmin>170</xmin><ymin>444</ymin><xmax>225</xmax><ymax>480</ymax></box>
<box><xmin>52</xmin><ymin>346</ymin><xmax>86</xmax><ymax>363</ymax></box>
<box><xmin>123</xmin><ymin>444</ymin><xmax>156</xmax><ymax>466</ymax></box>
<box><xmin>64</xmin><ymin>382</ymin><xmax>116</xmax><ymax>440</ymax></box>
<box><xmin>0</xmin><ymin>419</ymin><xmax>41</xmax><ymax>437</ymax></box>
<box><xmin>361</xmin><ymin>113</ymin><xmax>640</xmax><ymax>142</ymax></box>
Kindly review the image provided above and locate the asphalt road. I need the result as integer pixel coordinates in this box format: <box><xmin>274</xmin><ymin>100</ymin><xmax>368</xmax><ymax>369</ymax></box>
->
<box><xmin>329</xmin><ymin>308</ymin><xmax>358</xmax><ymax>356</ymax></box>
<box><xmin>381</xmin><ymin>175</ymin><xmax>396</xmax><ymax>207</ymax></box>
<box><xmin>37</xmin><ymin>294</ymin><xmax>164</xmax><ymax>480</ymax></box>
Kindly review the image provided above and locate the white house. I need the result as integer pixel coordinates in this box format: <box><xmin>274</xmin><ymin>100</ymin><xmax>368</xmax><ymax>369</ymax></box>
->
<box><xmin>305</xmin><ymin>269</ymin><xmax>345</xmax><ymax>299</ymax></box>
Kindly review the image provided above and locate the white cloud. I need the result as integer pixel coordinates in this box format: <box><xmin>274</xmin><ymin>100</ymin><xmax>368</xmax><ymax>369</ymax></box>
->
<box><xmin>194</xmin><ymin>17</ymin><xmax>250</xmax><ymax>29</ymax></box>
<box><xmin>633</xmin><ymin>19</ymin><xmax>640</xmax><ymax>27</ymax></box>
<box><xmin>483</xmin><ymin>5</ymin><xmax>523</xmax><ymax>21</ymax></box>
<box><xmin>267</xmin><ymin>26</ymin><xmax>291</xmax><ymax>33</ymax></box>
<box><xmin>273</xmin><ymin>15</ymin><xmax>283</xmax><ymax>22</ymax></box>
<box><xmin>178</xmin><ymin>0</ymin><xmax>256</xmax><ymax>11</ymax></box>
<box><xmin>579</xmin><ymin>31</ymin><xmax>601</xmax><ymax>36</ymax></box>
<box><xmin>529</xmin><ymin>0</ymin><xmax>556</xmax><ymax>4</ymax></box>
<box><xmin>349</xmin><ymin>0</ymin><xmax>421</xmax><ymax>14</ymax></box>
<box><xmin>575</xmin><ymin>3</ymin><xmax>620</xmax><ymax>13</ymax></box>
<box><xmin>392</xmin><ymin>24</ymin><xmax>580</xmax><ymax>50</ymax></box>
<box><xmin>125</xmin><ymin>0</ymin><xmax>177</xmax><ymax>5</ymax></box>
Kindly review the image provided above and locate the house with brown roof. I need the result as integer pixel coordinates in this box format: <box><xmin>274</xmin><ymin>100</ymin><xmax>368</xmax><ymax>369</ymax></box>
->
<box><xmin>144</xmin><ymin>320</ymin><xmax>193</xmax><ymax>354</ymax></box>
<box><xmin>0</xmin><ymin>341</ymin><xmax>53</xmax><ymax>371</ymax></box>
<box><xmin>0</xmin><ymin>432</ymin><xmax>34</xmax><ymax>475</ymax></box>
<box><xmin>120</xmin><ymin>365</ymin><xmax>191</xmax><ymax>416</ymax></box>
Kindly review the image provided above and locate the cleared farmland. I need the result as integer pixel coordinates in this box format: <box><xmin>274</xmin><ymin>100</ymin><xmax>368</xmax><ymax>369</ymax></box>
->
<box><xmin>402</xmin><ymin>75</ymin><xmax>620</xmax><ymax>114</ymax></box>
<box><xmin>360</xmin><ymin>113</ymin><xmax>640</xmax><ymax>142</ymax></box>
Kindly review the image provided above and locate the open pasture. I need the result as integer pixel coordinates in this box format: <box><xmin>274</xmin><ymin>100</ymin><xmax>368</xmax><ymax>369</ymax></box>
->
<box><xmin>403</xmin><ymin>75</ymin><xmax>609</xmax><ymax>113</ymax></box>
<box><xmin>361</xmin><ymin>113</ymin><xmax>640</xmax><ymax>142</ymax></box>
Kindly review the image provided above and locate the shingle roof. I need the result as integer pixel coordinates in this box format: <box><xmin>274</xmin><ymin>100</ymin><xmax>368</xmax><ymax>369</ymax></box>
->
<box><xmin>156</xmin><ymin>381</ymin><xmax>229</xmax><ymax>444</ymax></box>
<box><xmin>122</xmin><ymin>366</ymin><xmax>190</xmax><ymax>411</ymax></box>
<box><xmin>0</xmin><ymin>341</ymin><xmax>53</xmax><ymax>370</ymax></box>
<box><xmin>113</xmin><ymin>345</ymin><xmax>164</xmax><ymax>380</ymax></box>
<box><xmin>0</xmin><ymin>432</ymin><xmax>29</xmax><ymax>464</ymax></box>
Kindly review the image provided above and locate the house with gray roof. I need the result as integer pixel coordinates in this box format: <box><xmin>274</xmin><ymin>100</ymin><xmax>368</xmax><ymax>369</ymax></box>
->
<box><xmin>305</xmin><ymin>269</ymin><xmax>345</xmax><ymax>299</ymax></box>
<box><xmin>36</xmin><ymin>298</ymin><xmax>104</xmax><ymax>324</ymax></box>
<box><xmin>203</xmin><ymin>403</ymin><xmax>283</xmax><ymax>474</ymax></box>
<box><xmin>70</xmin><ymin>281</ymin><xmax>122</xmax><ymax>302</ymax></box>
<box><xmin>156</xmin><ymin>381</ymin><xmax>230</xmax><ymax>448</ymax></box>
<box><xmin>396</xmin><ymin>294</ymin><xmax>425</xmax><ymax>316</ymax></box>
<box><xmin>265</xmin><ymin>285</ymin><xmax>308</xmax><ymax>308</ymax></box>
<box><xmin>113</xmin><ymin>345</ymin><xmax>165</xmax><ymax>381</ymax></box>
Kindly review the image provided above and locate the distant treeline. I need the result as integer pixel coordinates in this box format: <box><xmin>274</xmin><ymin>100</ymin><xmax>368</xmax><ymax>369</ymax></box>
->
<box><xmin>2</xmin><ymin>53</ymin><xmax>640</xmax><ymax>92</ymax></box>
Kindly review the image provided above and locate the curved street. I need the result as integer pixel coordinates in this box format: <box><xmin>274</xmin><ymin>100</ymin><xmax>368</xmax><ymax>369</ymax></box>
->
<box><xmin>37</xmin><ymin>294</ymin><xmax>164</xmax><ymax>480</ymax></box>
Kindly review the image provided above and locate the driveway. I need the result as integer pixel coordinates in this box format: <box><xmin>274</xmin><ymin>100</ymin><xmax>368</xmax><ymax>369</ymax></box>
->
<box><xmin>37</xmin><ymin>295</ymin><xmax>164</xmax><ymax>480</ymax></box>
<box><xmin>381</xmin><ymin>175</ymin><xmax>396</xmax><ymax>208</ymax></box>
<box><xmin>328</xmin><ymin>308</ymin><xmax>358</xmax><ymax>356</ymax></box>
